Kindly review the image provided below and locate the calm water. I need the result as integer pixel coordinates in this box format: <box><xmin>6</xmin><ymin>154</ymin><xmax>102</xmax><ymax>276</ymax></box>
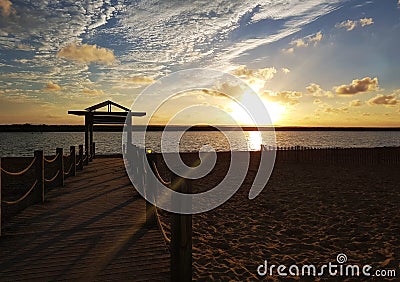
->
<box><xmin>0</xmin><ymin>131</ymin><xmax>399</xmax><ymax>157</ymax></box>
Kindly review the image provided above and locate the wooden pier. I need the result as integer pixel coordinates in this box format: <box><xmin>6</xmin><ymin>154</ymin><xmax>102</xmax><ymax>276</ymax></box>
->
<box><xmin>0</xmin><ymin>157</ymin><xmax>170</xmax><ymax>281</ymax></box>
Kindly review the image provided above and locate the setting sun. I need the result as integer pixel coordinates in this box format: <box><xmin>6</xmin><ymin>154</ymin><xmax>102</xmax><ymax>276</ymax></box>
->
<box><xmin>228</xmin><ymin>92</ymin><xmax>286</xmax><ymax>125</ymax></box>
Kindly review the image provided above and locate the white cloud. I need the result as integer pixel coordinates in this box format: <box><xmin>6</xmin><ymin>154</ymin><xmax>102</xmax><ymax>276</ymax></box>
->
<box><xmin>281</xmin><ymin>68</ymin><xmax>290</xmax><ymax>74</ymax></box>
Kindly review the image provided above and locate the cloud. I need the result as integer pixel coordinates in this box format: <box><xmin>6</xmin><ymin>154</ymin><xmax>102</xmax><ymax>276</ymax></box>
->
<box><xmin>336</xmin><ymin>18</ymin><xmax>374</xmax><ymax>31</ymax></box>
<box><xmin>232</xmin><ymin>65</ymin><xmax>277</xmax><ymax>81</ymax></box>
<box><xmin>336</xmin><ymin>20</ymin><xmax>357</xmax><ymax>31</ymax></box>
<box><xmin>57</xmin><ymin>44</ymin><xmax>115</xmax><ymax>65</ymax></box>
<box><xmin>306</xmin><ymin>83</ymin><xmax>333</xmax><ymax>97</ymax></box>
<box><xmin>324</xmin><ymin>106</ymin><xmax>348</xmax><ymax>113</ymax></box>
<box><xmin>349</xmin><ymin>99</ymin><xmax>362</xmax><ymax>107</ymax></box>
<box><xmin>0</xmin><ymin>0</ymin><xmax>15</xmax><ymax>16</ymax></box>
<box><xmin>368</xmin><ymin>94</ymin><xmax>398</xmax><ymax>105</ymax></box>
<box><xmin>43</xmin><ymin>81</ymin><xmax>61</xmax><ymax>91</ymax></box>
<box><xmin>125</xmin><ymin>76</ymin><xmax>155</xmax><ymax>85</ymax></box>
<box><xmin>313</xmin><ymin>99</ymin><xmax>321</xmax><ymax>104</ymax></box>
<box><xmin>263</xmin><ymin>90</ymin><xmax>302</xmax><ymax>105</ymax></box>
<box><xmin>213</xmin><ymin>81</ymin><xmax>244</xmax><ymax>98</ymax></box>
<box><xmin>82</xmin><ymin>88</ymin><xmax>104</xmax><ymax>95</ymax></box>
<box><xmin>359</xmin><ymin>17</ymin><xmax>374</xmax><ymax>27</ymax></box>
<box><xmin>288</xmin><ymin>31</ymin><xmax>323</xmax><ymax>52</ymax></box>
<box><xmin>334</xmin><ymin>77</ymin><xmax>379</xmax><ymax>95</ymax></box>
<box><xmin>281</xmin><ymin>68</ymin><xmax>290</xmax><ymax>74</ymax></box>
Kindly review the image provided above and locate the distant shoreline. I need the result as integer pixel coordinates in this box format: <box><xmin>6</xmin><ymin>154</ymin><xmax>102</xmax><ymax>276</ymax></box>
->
<box><xmin>0</xmin><ymin>124</ymin><xmax>400</xmax><ymax>132</ymax></box>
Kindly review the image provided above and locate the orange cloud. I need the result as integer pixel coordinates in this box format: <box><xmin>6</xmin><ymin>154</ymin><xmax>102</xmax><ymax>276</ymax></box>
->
<box><xmin>57</xmin><ymin>44</ymin><xmax>115</xmax><ymax>65</ymax></box>
<box><xmin>359</xmin><ymin>17</ymin><xmax>374</xmax><ymax>27</ymax></box>
<box><xmin>368</xmin><ymin>94</ymin><xmax>398</xmax><ymax>106</ymax></box>
<box><xmin>336</xmin><ymin>18</ymin><xmax>374</xmax><ymax>31</ymax></box>
<box><xmin>349</xmin><ymin>100</ymin><xmax>362</xmax><ymax>107</ymax></box>
<box><xmin>264</xmin><ymin>91</ymin><xmax>302</xmax><ymax>105</ymax></box>
<box><xmin>0</xmin><ymin>0</ymin><xmax>15</xmax><ymax>16</ymax></box>
<box><xmin>334</xmin><ymin>77</ymin><xmax>378</xmax><ymax>95</ymax></box>
<box><xmin>43</xmin><ymin>81</ymin><xmax>61</xmax><ymax>91</ymax></box>
<box><xmin>82</xmin><ymin>88</ymin><xmax>104</xmax><ymax>95</ymax></box>
<box><xmin>232</xmin><ymin>65</ymin><xmax>277</xmax><ymax>81</ymax></box>
<box><xmin>125</xmin><ymin>76</ymin><xmax>155</xmax><ymax>85</ymax></box>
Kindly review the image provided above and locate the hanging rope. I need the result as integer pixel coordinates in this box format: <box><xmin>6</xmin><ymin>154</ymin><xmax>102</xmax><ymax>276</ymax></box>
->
<box><xmin>44</xmin><ymin>153</ymin><xmax>60</xmax><ymax>163</ymax></box>
<box><xmin>2</xmin><ymin>180</ymin><xmax>38</xmax><ymax>205</ymax></box>
<box><xmin>155</xmin><ymin>207</ymin><xmax>171</xmax><ymax>245</ymax></box>
<box><xmin>151</xmin><ymin>162</ymin><xmax>171</xmax><ymax>186</ymax></box>
<box><xmin>75</xmin><ymin>159</ymin><xmax>82</xmax><ymax>166</ymax></box>
<box><xmin>44</xmin><ymin>170</ymin><xmax>60</xmax><ymax>183</ymax></box>
<box><xmin>0</xmin><ymin>157</ymin><xmax>37</xmax><ymax>176</ymax></box>
<box><xmin>64</xmin><ymin>162</ymin><xmax>74</xmax><ymax>176</ymax></box>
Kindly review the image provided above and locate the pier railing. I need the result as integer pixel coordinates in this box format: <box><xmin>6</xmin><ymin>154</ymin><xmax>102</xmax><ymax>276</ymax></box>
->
<box><xmin>0</xmin><ymin>143</ymin><xmax>96</xmax><ymax>236</ymax></box>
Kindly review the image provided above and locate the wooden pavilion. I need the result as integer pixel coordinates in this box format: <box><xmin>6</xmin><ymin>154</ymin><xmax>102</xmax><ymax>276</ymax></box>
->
<box><xmin>68</xmin><ymin>100</ymin><xmax>146</xmax><ymax>161</ymax></box>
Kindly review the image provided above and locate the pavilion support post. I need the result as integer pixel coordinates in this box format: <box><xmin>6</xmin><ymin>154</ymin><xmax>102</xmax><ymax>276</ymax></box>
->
<box><xmin>84</xmin><ymin>114</ymin><xmax>89</xmax><ymax>165</ymax></box>
<box><xmin>89</xmin><ymin>113</ymin><xmax>94</xmax><ymax>162</ymax></box>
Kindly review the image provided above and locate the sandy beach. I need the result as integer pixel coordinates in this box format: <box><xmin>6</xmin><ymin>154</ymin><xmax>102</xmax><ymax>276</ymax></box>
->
<box><xmin>156</xmin><ymin>151</ymin><xmax>399</xmax><ymax>281</ymax></box>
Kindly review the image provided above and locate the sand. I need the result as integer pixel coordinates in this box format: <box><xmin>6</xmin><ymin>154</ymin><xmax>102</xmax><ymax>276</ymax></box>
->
<box><xmin>156</xmin><ymin>151</ymin><xmax>399</xmax><ymax>281</ymax></box>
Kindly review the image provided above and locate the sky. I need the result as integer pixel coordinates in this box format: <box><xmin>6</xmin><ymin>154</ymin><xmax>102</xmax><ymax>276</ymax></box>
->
<box><xmin>0</xmin><ymin>0</ymin><xmax>399</xmax><ymax>126</ymax></box>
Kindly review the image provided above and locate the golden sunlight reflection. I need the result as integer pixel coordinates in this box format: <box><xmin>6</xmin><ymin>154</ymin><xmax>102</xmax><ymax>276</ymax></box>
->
<box><xmin>246</xmin><ymin>130</ymin><xmax>263</xmax><ymax>151</ymax></box>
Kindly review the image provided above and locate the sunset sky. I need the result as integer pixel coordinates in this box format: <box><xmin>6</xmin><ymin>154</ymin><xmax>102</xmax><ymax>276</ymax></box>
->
<box><xmin>0</xmin><ymin>0</ymin><xmax>399</xmax><ymax>126</ymax></box>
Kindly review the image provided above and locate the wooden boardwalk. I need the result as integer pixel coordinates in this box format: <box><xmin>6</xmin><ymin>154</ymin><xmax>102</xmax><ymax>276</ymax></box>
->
<box><xmin>0</xmin><ymin>158</ymin><xmax>170</xmax><ymax>281</ymax></box>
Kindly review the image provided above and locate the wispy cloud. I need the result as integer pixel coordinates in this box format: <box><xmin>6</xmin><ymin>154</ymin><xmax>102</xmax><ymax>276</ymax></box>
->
<box><xmin>232</xmin><ymin>65</ymin><xmax>277</xmax><ymax>81</ymax></box>
<box><xmin>349</xmin><ymin>100</ymin><xmax>362</xmax><ymax>107</ymax></box>
<box><xmin>82</xmin><ymin>88</ymin><xmax>104</xmax><ymax>95</ymax></box>
<box><xmin>283</xmin><ymin>31</ymin><xmax>323</xmax><ymax>53</ymax></box>
<box><xmin>57</xmin><ymin>44</ymin><xmax>115</xmax><ymax>65</ymax></box>
<box><xmin>334</xmin><ymin>77</ymin><xmax>379</xmax><ymax>95</ymax></box>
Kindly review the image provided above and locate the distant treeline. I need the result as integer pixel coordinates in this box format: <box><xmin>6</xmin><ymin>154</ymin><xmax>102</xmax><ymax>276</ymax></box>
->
<box><xmin>1</xmin><ymin>124</ymin><xmax>400</xmax><ymax>132</ymax></box>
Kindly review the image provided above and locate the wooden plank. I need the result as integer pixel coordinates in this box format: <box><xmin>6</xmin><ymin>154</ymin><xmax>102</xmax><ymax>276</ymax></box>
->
<box><xmin>0</xmin><ymin>158</ymin><xmax>170</xmax><ymax>281</ymax></box>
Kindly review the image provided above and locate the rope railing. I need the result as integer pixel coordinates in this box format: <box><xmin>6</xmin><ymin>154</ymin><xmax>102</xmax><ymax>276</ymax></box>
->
<box><xmin>0</xmin><ymin>157</ymin><xmax>37</xmax><ymax>176</ymax></box>
<box><xmin>75</xmin><ymin>158</ymin><xmax>82</xmax><ymax>166</ymax></box>
<box><xmin>44</xmin><ymin>153</ymin><xmax>60</xmax><ymax>163</ymax></box>
<box><xmin>63</xmin><ymin>161</ymin><xmax>74</xmax><ymax>176</ymax></box>
<box><xmin>2</xmin><ymin>180</ymin><xmax>38</xmax><ymax>205</ymax></box>
<box><xmin>151</xmin><ymin>161</ymin><xmax>171</xmax><ymax>186</ymax></box>
<box><xmin>155</xmin><ymin>207</ymin><xmax>171</xmax><ymax>245</ymax></box>
<box><xmin>44</xmin><ymin>170</ymin><xmax>60</xmax><ymax>183</ymax></box>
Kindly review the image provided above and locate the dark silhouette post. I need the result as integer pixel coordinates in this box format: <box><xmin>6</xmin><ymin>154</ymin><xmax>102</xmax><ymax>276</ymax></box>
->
<box><xmin>70</xmin><ymin>146</ymin><xmax>76</xmax><ymax>177</ymax></box>
<box><xmin>34</xmin><ymin>150</ymin><xmax>44</xmax><ymax>203</ymax></box>
<box><xmin>56</xmin><ymin>148</ymin><xmax>64</xmax><ymax>187</ymax></box>
<box><xmin>171</xmin><ymin>174</ymin><xmax>192</xmax><ymax>282</ymax></box>
<box><xmin>78</xmin><ymin>145</ymin><xmax>84</xmax><ymax>171</ymax></box>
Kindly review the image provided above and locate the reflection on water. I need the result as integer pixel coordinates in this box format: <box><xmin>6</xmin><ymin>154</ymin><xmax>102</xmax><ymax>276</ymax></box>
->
<box><xmin>1</xmin><ymin>131</ymin><xmax>400</xmax><ymax>157</ymax></box>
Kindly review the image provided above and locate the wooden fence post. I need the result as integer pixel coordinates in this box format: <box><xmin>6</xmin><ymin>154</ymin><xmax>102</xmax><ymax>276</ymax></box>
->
<box><xmin>56</xmin><ymin>148</ymin><xmax>64</xmax><ymax>187</ymax></box>
<box><xmin>92</xmin><ymin>142</ymin><xmax>96</xmax><ymax>159</ymax></box>
<box><xmin>145</xmin><ymin>152</ymin><xmax>156</xmax><ymax>227</ymax></box>
<box><xmin>70</xmin><ymin>146</ymin><xmax>76</xmax><ymax>177</ymax></box>
<box><xmin>34</xmin><ymin>150</ymin><xmax>44</xmax><ymax>203</ymax></box>
<box><xmin>171</xmin><ymin>174</ymin><xmax>192</xmax><ymax>282</ymax></box>
<box><xmin>0</xmin><ymin>158</ymin><xmax>2</xmax><ymax>237</ymax></box>
<box><xmin>78</xmin><ymin>145</ymin><xmax>84</xmax><ymax>171</ymax></box>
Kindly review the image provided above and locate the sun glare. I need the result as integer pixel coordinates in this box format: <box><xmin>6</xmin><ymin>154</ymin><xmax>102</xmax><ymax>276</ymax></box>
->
<box><xmin>228</xmin><ymin>92</ymin><xmax>286</xmax><ymax>125</ymax></box>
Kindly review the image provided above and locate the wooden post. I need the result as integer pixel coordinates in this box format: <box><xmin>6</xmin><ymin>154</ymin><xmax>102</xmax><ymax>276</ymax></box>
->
<box><xmin>0</xmin><ymin>158</ymin><xmax>2</xmax><ymax>237</ymax></box>
<box><xmin>171</xmin><ymin>174</ymin><xmax>192</xmax><ymax>282</ymax></box>
<box><xmin>34</xmin><ymin>150</ymin><xmax>44</xmax><ymax>203</ymax></box>
<box><xmin>89</xmin><ymin>113</ymin><xmax>93</xmax><ymax>162</ymax></box>
<box><xmin>92</xmin><ymin>142</ymin><xmax>96</xmax><ymax>159</ymax></box>
<box><xmin>78</xmin><ymin>145</ymin><xmax>84</xmax><ymax>171</ymax></box>
<box><xmin>145</xmin><ymin>152</ymin><xmax>156</xmax><ymax>227</ymax></box>
<box><xmin>56</xmin><ymin>148</ymin><xmax>64</xmax><ymax>187</ymax></box>
<box><xmin>84</xmin><ymin>114</ymin><xmax>89</xmax><ymax>165</ymax></box>
<box><xmin>70</xmin><ymin>146</ymin><xmax>76</xmax><ymax>177</ymax></box>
